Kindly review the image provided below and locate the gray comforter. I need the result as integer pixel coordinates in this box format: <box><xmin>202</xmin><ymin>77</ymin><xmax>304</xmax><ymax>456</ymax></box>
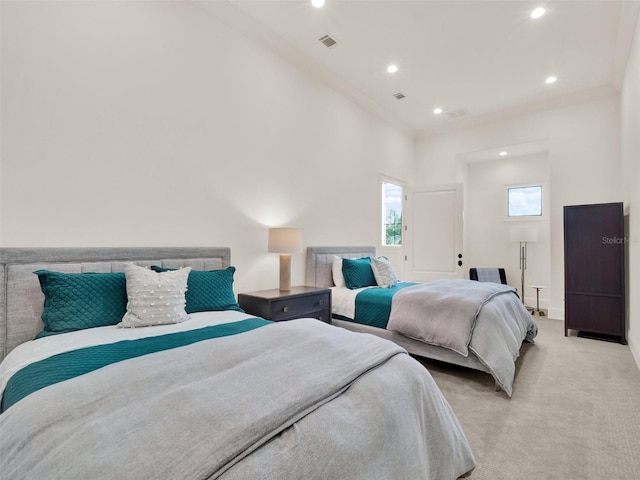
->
<box><xmin>0</xmin><ymin>319</ymin><xmax>476</xmax><ymax>479</ymax></box>
<box><xmin>388</xmin><ymin>279</ymin><xmax>537</xmax><ymax>396</ymax></box>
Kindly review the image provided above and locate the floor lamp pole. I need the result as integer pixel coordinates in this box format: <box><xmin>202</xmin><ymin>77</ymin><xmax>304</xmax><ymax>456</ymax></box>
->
<box><xmin>519</xmin><ymin>241</ymin><xmax>527</xmax><ymax>308</ymax></box>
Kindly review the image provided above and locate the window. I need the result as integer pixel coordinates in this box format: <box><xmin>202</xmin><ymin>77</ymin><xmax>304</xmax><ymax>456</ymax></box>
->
<box><xmin>382</xmin><ymin>180</ymin><xmax>403</xmax><ymax>246</ymax></box>
<box><xmin>507</xmin><ymin>185</ymin><xmax>542</xmax><ymax>217</ymax></box>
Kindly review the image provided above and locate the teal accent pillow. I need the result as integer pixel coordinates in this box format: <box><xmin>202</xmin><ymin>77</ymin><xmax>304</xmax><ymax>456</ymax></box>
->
<box><xmin>341</xmin><ymin>257</ymin><xmax>377</xmax><ymax>289</ymax></box>
<box><xmin>34</xmin><ymin>270</ymin><xmax>127</xmax><ymax>338</ymax></box>
<box><xmin>150</xmin><ymin>266</ymin><xmax>243</xmax><ymax>313</ymax></box>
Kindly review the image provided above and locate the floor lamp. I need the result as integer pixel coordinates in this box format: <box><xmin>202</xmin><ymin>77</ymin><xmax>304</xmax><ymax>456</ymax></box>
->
<box><xmin>509</xmin><ymin>227</ymin><xmax>538</xmax><ymax>309</ymax></box>
<box><xmin>268</xmin><ymin>228</ymin><xmax>303</xmax><ymax>291</ymax></box>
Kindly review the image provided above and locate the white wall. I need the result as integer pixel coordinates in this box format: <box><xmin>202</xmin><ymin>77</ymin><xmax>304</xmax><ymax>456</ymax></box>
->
<box><xmin>466</xmin><ymin>153</ymin><xmax>551</xmax><ymax>308</ymax></box>
<box><xmin>620</xmin><ymin>12</ymin><xmax>640</xmax><ymax>366</ymax></box>
<box><xmin>0</xmin><ymin>1</ymin><xmax>414</xmax><ymax>293</ymax></box>
<box><xmin>415</xmin><ymin>94</ymin><xmax>622</xmax><ymax>320</ymax></box>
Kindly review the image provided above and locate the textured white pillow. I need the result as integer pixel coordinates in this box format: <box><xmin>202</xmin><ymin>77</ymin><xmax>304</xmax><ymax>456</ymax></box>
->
<box><xmin>119</xmin><ymin>264</ymin><xmax>191</xmax><ymax>328</ymax></box>
<box><xmin>332</xmin><ymin>256</ymin><xmax>345</xmax><ymax>288</ymax></box>
<box><xmin>371</xmin><ymin>256</ymin><xmax>398</xmax><ymax>288</ymax></box>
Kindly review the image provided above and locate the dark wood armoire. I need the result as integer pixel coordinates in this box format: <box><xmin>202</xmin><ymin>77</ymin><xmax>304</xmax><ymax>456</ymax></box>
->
<box><xmin>563</xmin><ymin>202</ymin><xmax>626</xmax><ymax>344</ymax></box>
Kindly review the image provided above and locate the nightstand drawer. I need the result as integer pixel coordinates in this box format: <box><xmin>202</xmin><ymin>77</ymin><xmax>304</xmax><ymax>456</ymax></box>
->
<box><xmin>269</xmin><ymin>292</ymin><xmax>330</xmax><ymax>321</ymax></box>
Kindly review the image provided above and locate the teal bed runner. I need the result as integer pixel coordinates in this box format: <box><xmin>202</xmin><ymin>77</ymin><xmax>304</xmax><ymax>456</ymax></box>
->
<box><xmin>2</xmin><ymin>318</ymin><xmax>271</xmax><ymax>412</ymax></box>
<box><xmin>339</xmin><ymin>282</ymin><xmax>417</xmax><ymax>329</ymax></box>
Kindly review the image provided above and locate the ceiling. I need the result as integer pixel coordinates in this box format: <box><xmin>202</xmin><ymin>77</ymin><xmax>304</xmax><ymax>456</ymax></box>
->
<box><xmin>209</xmin><ymin>0</ymin><xmax>639</xmax><ymax>137</ymax></box>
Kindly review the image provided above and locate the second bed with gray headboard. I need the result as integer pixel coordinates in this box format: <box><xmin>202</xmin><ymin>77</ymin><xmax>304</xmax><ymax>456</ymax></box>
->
<box><xmin>306</xmin><ymin>246</ymin><xmax>538</xmax><ymax>396</ymax></box>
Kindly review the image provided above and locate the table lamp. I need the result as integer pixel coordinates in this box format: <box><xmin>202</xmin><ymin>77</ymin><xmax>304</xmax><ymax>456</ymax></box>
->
<box><xmin>268</xmin><ymin>228</ymin><xmax>303</xmax><ymax>291</ymax></box>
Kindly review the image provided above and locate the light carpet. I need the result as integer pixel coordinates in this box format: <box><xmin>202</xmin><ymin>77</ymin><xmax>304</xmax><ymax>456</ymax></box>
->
<box><xmin>419</xmin><ymin>317</ymin><xmax>640</xmax><ymax>480</ymax></box>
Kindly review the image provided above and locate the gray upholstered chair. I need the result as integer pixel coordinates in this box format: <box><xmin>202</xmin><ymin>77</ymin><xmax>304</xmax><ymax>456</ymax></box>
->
<box><xmin>469</xmin><ymin>268</ymin><xmax>507</xmax><ymax>285</ymax></box>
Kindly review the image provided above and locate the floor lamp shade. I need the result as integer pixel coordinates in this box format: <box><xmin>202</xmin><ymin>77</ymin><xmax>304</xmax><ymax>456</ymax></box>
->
<box><xmin>268</xmin><ymin>228</ymin><xmax>303</xmax><ymax>291</ymax></box>
<box><xmin>509</xmin><ymin>227</ymin><xmax>539</xmax><ymax>243</ymax></box>
<box><xmin>510</xmin><ymin>227</ymin><xmax>538</xmax><ymax>308</ymax></box>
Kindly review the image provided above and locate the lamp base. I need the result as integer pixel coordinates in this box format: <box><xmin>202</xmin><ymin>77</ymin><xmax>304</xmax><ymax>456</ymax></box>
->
<box><xmin>279</xmin><ymin>254</ymin><xmax>292</xmax><ymax>291</ymax></box>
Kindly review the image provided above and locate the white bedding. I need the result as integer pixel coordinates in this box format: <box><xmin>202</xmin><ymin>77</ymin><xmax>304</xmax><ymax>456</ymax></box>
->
<box><xmin>330</xmin><ymin>285</ymin><xmax>369</xmax><ymax>319</ymax></box>
<box><xmin>0</xmin><ymin>310</ymin><xmax>253</xmax><ymax>397</ymax></box>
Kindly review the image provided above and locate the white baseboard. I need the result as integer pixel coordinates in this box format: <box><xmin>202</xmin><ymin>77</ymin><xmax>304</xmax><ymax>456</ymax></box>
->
<box><xmin>547</xmin><ymin>307</ymin><xmax>564</xmax><ymax>321</ymax></box>
<box><xmin>629</xmin><ymin>331</ymin><xmax>640</xmax><ymax>372</ymax></box>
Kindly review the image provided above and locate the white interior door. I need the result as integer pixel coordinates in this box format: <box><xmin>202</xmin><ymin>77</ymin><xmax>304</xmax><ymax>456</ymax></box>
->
<box><xmin>405</xmin><ymin>183</ymin><xmax>463</xmax><ymax>281</ymax></box>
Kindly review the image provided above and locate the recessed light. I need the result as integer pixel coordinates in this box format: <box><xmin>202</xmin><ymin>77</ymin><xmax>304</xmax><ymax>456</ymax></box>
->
<box><xmin>545</xmin><ymin>76</ymin><xmax>557</xmax><ymax>84</ymax></box>
<box><xmin>387</xmin><ymin>64</ymin><xmax>398</xmax><ymax>74</ymax></box>
<box><xmin>530</xmin><ymin>7</ymin><xmax>546</xmax><ymax>19</ymax></box>
<box><xmin>433</xmin><ymin>107</ymin><xmax>443</xmax><ymax>114</ymax></box>
<box><xmin>311</xmin><ymin>0</ymin><xmax>325</xmax><ymax>8</ymax></box>
<box><xmin>499</xmin><ymin>151</ymin><xmax>508</xmax><ymax>157</ymax></box>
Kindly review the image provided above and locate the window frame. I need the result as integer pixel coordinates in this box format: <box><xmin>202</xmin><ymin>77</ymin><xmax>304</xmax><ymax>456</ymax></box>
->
<box><xmin>505</xmin><ymin>183</ymin><xmax>547</xmax><ymax>221</ymax></box>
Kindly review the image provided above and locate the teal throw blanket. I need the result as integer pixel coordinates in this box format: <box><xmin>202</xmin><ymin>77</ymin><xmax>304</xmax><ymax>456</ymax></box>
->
<box><xmin>346</xmin><ymin>282</ymin><xmax>417</xmax><ymax>328</ymax></box>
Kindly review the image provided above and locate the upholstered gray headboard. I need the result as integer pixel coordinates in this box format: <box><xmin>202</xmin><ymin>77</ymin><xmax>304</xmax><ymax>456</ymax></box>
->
<box><xmin>305</xmin><ymin>246</ymin><xmax>376</xmax><ymax>288</ymax></box>
<box><xmin>0</xmin><ymin>247</ymin><xmax>231</xmax><ymax>361</ymax></box>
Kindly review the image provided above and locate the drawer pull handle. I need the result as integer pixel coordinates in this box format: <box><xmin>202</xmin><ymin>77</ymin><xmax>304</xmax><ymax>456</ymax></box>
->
<box><xmin>318</xmin><ymin>299</ymin><xmax>324</xmax><ymax>306</ymax></box>
<box><xmin>282</xmin><ymin>306</ymin><xmax>288</xmax><ymax>313</ymax></box>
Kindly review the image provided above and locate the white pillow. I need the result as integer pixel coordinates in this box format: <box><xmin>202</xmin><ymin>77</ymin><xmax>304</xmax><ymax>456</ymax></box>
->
<box><xmin>119</xmin><ymin>264</ymin><xmax>191</xmax><ymax>328</ymax></box>
<box><xmin>371</xmin><ymin>256</ymin><xmax>398</xmax><ymax>288</ymax></box>
<box><xmin>332</xmin><ymin>256</ymin><xmax>345</xmax><ymax>288</ymax></box>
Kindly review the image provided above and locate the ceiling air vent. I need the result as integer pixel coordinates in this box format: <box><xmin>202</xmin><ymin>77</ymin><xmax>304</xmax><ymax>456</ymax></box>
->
<box><xmin>446</xmin><ymin>109</ymin><xmax>468</xmax><ymax>119</ymax></box>
<box><xmin>318</xmin><ymin>34</ymin><xmax>338</xmax><ymax>48</ymax></box>
<box><xmin>393</xmin><ymin>92</ymin><xmax>406</xmax><ymax>100</ymax></box>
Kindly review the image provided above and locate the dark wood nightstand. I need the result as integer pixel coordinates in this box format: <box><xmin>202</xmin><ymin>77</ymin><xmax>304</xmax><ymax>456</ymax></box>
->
<box><xmin>237</xmin><ymin>286</ymin><xmax>331</xmax><ymax>323</ymax></box>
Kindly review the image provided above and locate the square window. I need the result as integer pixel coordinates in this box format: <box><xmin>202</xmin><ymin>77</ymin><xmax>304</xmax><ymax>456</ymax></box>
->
<box><xmin>508</xmin><ymin>185</ymin><xmax>542</xmax><ymax>217</ymax></box>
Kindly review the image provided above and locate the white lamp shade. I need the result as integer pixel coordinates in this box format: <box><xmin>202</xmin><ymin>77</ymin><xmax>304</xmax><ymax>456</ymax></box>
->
<box><xmin>268</xmin><ymin>228</ymin><xmax>303</xmax><ymax>254</ymax></box>
<box><xmin>510</xmin><ymin>227</ymin><xmax>538</xmax><ymax>243</ymax></box>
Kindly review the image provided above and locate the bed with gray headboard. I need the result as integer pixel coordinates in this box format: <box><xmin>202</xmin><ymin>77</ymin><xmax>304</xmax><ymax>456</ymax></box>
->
<box><xmin>306</xmin><ymin>246</ymin><xmax>538</xmax><ymax>396</ymax></box>
<box><xmin>0</xmin><ymin>246</ymin><xmax>475</xmax><ymax>479</ymax></box>
<box><xmin>0</xmin><ymin>247</ymin><xmax>231</xmax><ymax>362</ymax></box>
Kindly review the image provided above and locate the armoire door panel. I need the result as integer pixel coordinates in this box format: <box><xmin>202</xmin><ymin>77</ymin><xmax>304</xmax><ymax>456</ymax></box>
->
<box><xmin>565</xmin><ymin>294</ymin><xmax>623</xmax><ymax>336</ymax></box>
